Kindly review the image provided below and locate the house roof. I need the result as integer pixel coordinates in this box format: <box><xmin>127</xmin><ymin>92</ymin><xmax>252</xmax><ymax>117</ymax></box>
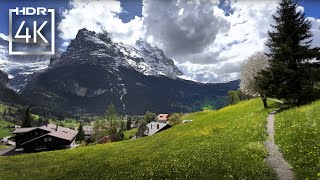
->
<box><xmin>13</xmin><ymin>124</ymin><xmax>78</xmax><ymax>141</ymax></box>
<box><xmin>40</xmin><ymin>124</ymin><xmax>78</xmax><ymax>141</ymax></box>
<box><xmin>145</xmin><ymin>122</ymin><xmax>172</xmax><ymax>136</ymax></box>
<box><xmin>83</xmin><ymin>125</ymin><xmax>93</xmax><ymax>130</ymax></box>
<box><xmin>12</xmin><ymin>127</ymin><xmax>36</xmax><ymax>134</ymax></box>
<box><xmin>83</xmin><ymin>126</ymin><xmax>94</xmax><ymax>135</ymax></box>
<box><xmin>156</xmin><ymin>114</ymin><xmax>170</xmax><ymax>121</ymax></box>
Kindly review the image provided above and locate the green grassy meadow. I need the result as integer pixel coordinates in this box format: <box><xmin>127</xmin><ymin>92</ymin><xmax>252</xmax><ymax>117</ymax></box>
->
<box><xmin>0</xmin><ymin>99</ymin><xmax>278</xmax><ymax>179</ymax></box>
<box><xmin>275</xmin><ymin>100</ymin><xmax>320</xmax><ymax>179</ymax></box>
<box><xmin>124</xmin><ymin>128</ymin><xmax>137</xmax><ymax>140</ymax></box>
<box><xmin>0</xmin><ymin>120</ymin><xmax>13</xmax><ymax>138</ymax></box>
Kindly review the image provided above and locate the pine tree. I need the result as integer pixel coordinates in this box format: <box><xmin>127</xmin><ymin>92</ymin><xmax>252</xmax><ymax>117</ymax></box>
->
<box><xmin>2</xmin><ymin>109</ymin><xmax>6</xmax><ymax>117</ymax></box>
<box><xmin>261</xmin><ymin>0</ymin><xmax>320</xmax><ymax>104</ymax></box>
<box><xmin>77</xmin><ymin>123</ymin><xmax>85</xmax><ymax>141</ymax></box>
<box><xmin>22</xmin><ymin>108</ymin><xmax>32</xmax><ymax>127</ymax></box>
<box><xmin>126</xmin><ymin>119</ymin><xmax>132</xmax><ymax>130</ymax></box>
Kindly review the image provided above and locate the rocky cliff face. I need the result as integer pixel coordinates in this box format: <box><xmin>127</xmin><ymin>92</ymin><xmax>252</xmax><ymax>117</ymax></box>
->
<box><xmin>21</xmin><ymin>29</ymin><xmax>239</xmax><ymax>115</ymax></box>
<box><xmin>52</xmin><ymin>29</ymin><xmax>183</xmax><ymax>78</ymax></box>
<box><xmin>0</xmin><ymin>37</ymin><xmax>52</xmax><ymax>91</ymax></box>
<box><xmin>0</xmin><ymin>70</ymin><xmax>22</xmax><ymax>104</ymax></box>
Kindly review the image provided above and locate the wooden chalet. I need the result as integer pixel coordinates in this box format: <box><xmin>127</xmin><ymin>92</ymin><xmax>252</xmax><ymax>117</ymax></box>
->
<box><xmin>12</xmin><ymin>124</ymin><xmax>78</xmax><ymax>152</ymax></box>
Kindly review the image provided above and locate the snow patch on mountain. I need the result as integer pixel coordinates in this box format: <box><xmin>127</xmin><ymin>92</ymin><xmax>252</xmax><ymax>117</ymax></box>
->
<box><xmin>0</xmin><ymin>37</ymin><xmax>51</xmax><ymax>91</ymax></box>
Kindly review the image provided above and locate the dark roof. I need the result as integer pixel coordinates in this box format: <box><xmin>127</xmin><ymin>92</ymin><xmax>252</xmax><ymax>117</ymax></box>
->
<box><xmin>13</xmin><ymin>124</ymin><xmax>78</xmax><ymax>141</ymax></box>
<box><xmin>12</xmin><ymin>127</ymin><xmax>36</xmax><ymax>134</ymax></box>
<box><xmin>40</xmin><ymin>124</ymin><xmax>78</xmax><ymax>141</ymax></box>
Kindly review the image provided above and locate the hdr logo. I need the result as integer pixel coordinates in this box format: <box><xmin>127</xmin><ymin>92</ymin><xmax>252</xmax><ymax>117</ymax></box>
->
<box><xmin>9</xmin><ymin>7</ymin><xmax>55</xmax><ymax>55</ymax></box>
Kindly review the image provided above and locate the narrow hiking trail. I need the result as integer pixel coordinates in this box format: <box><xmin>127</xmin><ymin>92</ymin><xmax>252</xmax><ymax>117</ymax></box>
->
<box><xmin>264</xmin><ymin>111</ymin><xmax>295</xmax><ymax>180</ymax></box>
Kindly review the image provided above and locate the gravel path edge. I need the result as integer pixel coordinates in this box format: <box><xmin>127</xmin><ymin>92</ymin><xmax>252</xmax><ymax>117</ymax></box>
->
<box><xmin>264</xmin><ymin>111</ymin><xmax>295</xmax><ymax>180</ymax></box>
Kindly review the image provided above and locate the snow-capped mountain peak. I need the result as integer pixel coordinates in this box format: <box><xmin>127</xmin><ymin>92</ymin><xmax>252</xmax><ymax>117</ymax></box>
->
<box><xmin>56</xmin><ymin>28</ymin><xmax>183</xmax><ymax>79</ymax></box>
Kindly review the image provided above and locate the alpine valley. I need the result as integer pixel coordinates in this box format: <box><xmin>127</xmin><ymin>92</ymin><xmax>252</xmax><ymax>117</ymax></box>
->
<box><xmin>0</xmin><ymin>29</ymin><xmax>239</xmax><ymax>115</ymax></box>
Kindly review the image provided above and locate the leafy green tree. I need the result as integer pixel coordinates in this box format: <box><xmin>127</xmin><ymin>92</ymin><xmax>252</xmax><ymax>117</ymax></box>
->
<box><xmin>136</xmin><ymin>121</ymin><xmax>147</xmax><ymax>138</ymax></box>
<box><xmin>106</xmin><ymin>102</ymin><xmax>117</xmax><ymax>134</ymax></box>
<box><xmin>93</xmin><ymin>120</ymin><xmax>107</xmax><ymax>141</ymax></box>
<box><xmin>168</xmin><ymin>113</ymin><xmax>182</xmax><ymax>126</ymax></box>
<box><xmin>228</xmin><ymin>90</ymin><xmax>240</xmax><ymax>105</ymax></box>
<box><xmin>7</xmin><ymin>107</ymin><xmax>13</xmax><ymax>116</ymax></box>
<box><xmin>22</xmin><ymin>108</ymin><xmax>32</xmax><ymax>127</ymax></box>
<box><xmin>259</xmin><ymin>0</ymin><xmax>320</xmax><ymax>105</ymax></box>
<box><xmin>120</xmin><ymin>118</ymin><xmax>125</xmax><ymax>131</ymax></box>
<box><xmin>106</xmin><ymin>102</ymin><xmax>117</xmax><ymax>122</ymax></box>
<box><xmin>144</xmin><ymin>111</ymin><xmax>156</xmax><ymax>123</ymax></box>
<box><xmin>77</xmin><ymin>123</ymin><xmax>85</xmax><ymax>141</ymax></box>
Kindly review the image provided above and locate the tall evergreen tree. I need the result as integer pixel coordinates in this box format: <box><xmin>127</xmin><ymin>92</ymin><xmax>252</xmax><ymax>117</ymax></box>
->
<box><xmin>77</xmin><ymin>123</ymin><xmax>85</xmax><ymax>141</ymax></box>
<box><xmin>126</xmin><ymin>118</ymin><xmax>132</xmax><ymax>130</ymax></box>
<box><xmin>22</xmin><ymin>108</ymin><xmax>32</xmax><ymax>127</ymax></box>
<box><xmin>2</xmin><ymin>109</ymin><xmax>6</xmax><ymax>117</ymax></box>
<box><xmin>260</xmin><ymin>0</ymin><xmax>320</xmax><ymax>104</ymax></box>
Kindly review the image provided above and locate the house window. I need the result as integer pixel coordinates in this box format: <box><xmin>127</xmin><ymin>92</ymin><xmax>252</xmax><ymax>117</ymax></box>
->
<box><xmin>35</xmin><ymin>132</ymin><xmax>38</xmax><ymax>136</ymax></box>
<box><xmin>44</xmin><ymin>138</ymin><xmax>47</xmax><ymax>142</ymax></box>
<box><xmin>48</xmin><ymin>137</ymin><xmax>52</xmax><ymax>142</ymax></box>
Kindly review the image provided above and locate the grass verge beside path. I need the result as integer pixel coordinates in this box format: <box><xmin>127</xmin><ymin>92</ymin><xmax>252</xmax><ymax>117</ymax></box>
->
<box><xmin>275</xmin><ymin>100</ymin><xmax>320</xmax><ymax>179</ymax></box>
<box><xmin>0</xmin><ymin>99</ymin><xmax>278</xmax><ymax>179</ymax></box>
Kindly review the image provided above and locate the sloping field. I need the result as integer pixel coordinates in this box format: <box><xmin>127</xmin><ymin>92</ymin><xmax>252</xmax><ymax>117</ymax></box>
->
<box><xmin>275</xmin><ymin>100</ymin><xmax>320</xmax><ymax>179</ymax></box>
<box><xmin>0</xmin><ymin>99</ymin><xmax>278</xmax><ymax>179</ymax></box>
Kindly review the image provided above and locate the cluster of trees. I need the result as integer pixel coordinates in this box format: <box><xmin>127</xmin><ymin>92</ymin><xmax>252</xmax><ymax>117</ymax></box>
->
<box><xmin>168</xmin><ymin>113</ymin><xmax>183</xmax><ymax>125</ymax></box>
<box><xmin>240</xmin><ymin>0</ymin><xmax>320</xmax><ymax>107</ymax></box>
<box><xmin>1</xmin><ymin>106</ymin><xmax>47</xmax><ymax>127</ymax></box>
<box><xmin>92</xmin><ymin>103</ymin><xmax>126</xmax><ymax>142</ymax></box>
<box><xmin>227</xmin><ymin>90</ymin><xmax>249</xmax><ymax>105</ymax></box>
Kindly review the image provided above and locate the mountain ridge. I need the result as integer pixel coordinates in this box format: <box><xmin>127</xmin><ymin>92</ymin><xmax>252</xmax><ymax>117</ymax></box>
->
<box><xmin>17</xmin><ymin>28</ymin><xmax>238</xmax><ymax>115</ymax></box>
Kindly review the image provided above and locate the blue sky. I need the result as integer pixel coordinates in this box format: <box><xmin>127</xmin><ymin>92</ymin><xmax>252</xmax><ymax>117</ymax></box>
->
<box><xmin>0</xmin><ymin>0</ymin><xmax>317</xmax><ymax>42</ymax></box>
<box><xmin>0</xmin><ymin>0</ymin><xmax>319</xmax><ymax>82</ymax></box>
<box><xmin>0</xmin><ymin>0</ymin><xmax>143</xmax><ymax>49</ymax></box>
<box><xmin>0</xmin><ymin>0</ymin><xmax>143</xmax><ymax>35</ymax></box>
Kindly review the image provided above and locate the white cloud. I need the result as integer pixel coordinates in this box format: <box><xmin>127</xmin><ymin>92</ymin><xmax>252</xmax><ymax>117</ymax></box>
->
<box><xmin>143</xmin><ymin>0</ymin><xmax>279</xmax><ymax>82</ymax></box>
<box><xmin>57</xmin><ymin>0</ymin><xmax>320</xmax><ymax>83</ymax></box>
<box><xmin>308</xmin><ymin>17</ymin><xmax>320</xmax><ymax>48</ymax></box>
<box><xmin>58</xmin><ymin>0</ymin><xmax>144</xmax><ymax>45</ymax></box>
<box><xmin>0</xmin><ymin>33</ymin><xmax>8</xmax><ymax>41</ymax></box>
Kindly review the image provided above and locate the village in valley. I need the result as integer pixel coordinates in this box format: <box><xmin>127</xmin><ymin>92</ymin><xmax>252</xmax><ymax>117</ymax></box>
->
<box><xmin>0</xmin><ymin>107</ymin><xmax>191</xmax><ymax>155</ymax></box>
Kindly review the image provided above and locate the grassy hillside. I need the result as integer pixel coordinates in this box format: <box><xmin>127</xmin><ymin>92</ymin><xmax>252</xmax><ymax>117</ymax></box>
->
<box><xmin>0</xmin><ymin>103</ymin><xmax>10</xmax><ymax>114</ymax></box>
<box><xmin>275</xmin><ymin>100</ymin><xmax>320</xmax><ymax>179</ymax></box>
<box><xmin>0</xmin><ymin>120</ymin><xmax>14</xmax><ymax>138</ymax></box>
<box><xmin>0</xmin><ymin>99</ymin><xmax>278</xmax><ymax>179</ymax></box>
<box><xmin>124</xmin><ymin>128</ymin><xmax>137</xmax><ymax>140</ymax></box>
